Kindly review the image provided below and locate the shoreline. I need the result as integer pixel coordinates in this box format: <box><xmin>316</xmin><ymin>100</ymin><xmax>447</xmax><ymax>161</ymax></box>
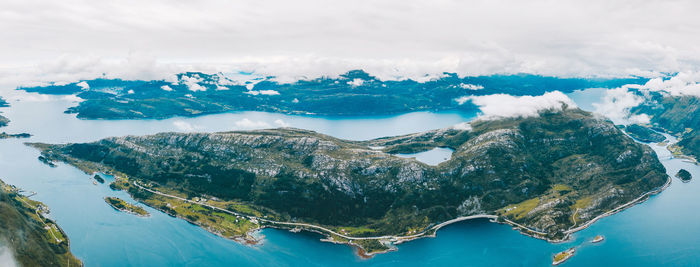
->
<box><xmin>34</xmin><ymin>153</ymin><xmax>672</xmax><ymax>258</ymax></box>
<box><xmin>104</xmin><ymin>197</ymin><xmax>151</xmax><ymax>218</ymax></box>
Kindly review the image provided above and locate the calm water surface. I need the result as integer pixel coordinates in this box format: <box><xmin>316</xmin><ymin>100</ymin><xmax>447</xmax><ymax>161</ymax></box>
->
<box><xmin>396</xmin><ymin>147</ymin><xmax>454</xmax><ymax>166</ymax></box>
<box><xmin>0</xmin><ymin>89</ymin><xmax>698</xmax><ymax>266</ymax></box>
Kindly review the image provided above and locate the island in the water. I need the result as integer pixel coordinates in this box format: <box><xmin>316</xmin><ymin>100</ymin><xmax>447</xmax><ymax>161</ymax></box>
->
<box><xmin>0</xmin><ymin>132</ymin><xmax>31</xmax><ymax>139</ymax></box>
<box><xmin>552</xmin><ymin>248</ymin><xmax>575</xmax><ymax>265</ymax></box>
<box><xmin>0</xmin><ymin>179</ymin><xmax>82</xmax><ymax>266</ymax></box>
<box><xmin>28</xmin><ymin>108</ymin><xmax>669</xmax><ymax>256</ymax></box>
<box><xmin>18</xmin><ymin>71</ymin><xmax>645</xmax><ymax>120</ymax></box>
<box><xmin>0</xmin><ymin>115</ymin><xmax>8</xmax><ymax>128</ymax></box>
<box><xmin>104</xmin><ymin>197</ymin><xmax>149</xmax><ymax>217</ymax></box>
<box><xmin>0</xmin><ymin>97</ymin><xmax>32</xmax><ymax>139</ymax></box>
<box><xmin>676</xmin><ymin>169</ymin><xmax>692</xmax><ymax>182</ymax></box>
<box><xmin>0</xmin><ymin>96</ymin><xmax>9</xmax><ymax>127</ymax></box>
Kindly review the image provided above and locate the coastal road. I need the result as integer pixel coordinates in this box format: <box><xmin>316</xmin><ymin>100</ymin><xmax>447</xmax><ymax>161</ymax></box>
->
<box><xmin>132</xmin><ymin>181</ymin><xmax>506</xmax><ymax>241</ymax></box>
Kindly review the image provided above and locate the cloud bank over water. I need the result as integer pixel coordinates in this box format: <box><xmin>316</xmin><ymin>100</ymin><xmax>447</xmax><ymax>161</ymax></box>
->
<box><xmin>2</xmin><ymin>0</ymin><xmax>700</xmax><ymax>86</ymax></box>
<box><xmin>635</xmin><ymin>72</ymin><xmax>700</xmax><ymax>97</ymax></box>
<box><xmin>593</xmin><ymin>87</ymin><xmax>650</xmax><ymax>125</ymax></box>
<box><xmin>462</xmin><ymin>91</ymin><xmax>577</xmax><ymax>120</ymax></box>
<box><xmin>591</xmin><ymin>72</ymin><xmax>700</xmax><ymax>125</ymax></box>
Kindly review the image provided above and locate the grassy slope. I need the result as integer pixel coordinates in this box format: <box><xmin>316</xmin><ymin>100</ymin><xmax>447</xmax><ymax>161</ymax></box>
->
<box><xmin>0</xmin><ymin>180</ymin><xmax>81</xmax><ymax>266</ymax></box>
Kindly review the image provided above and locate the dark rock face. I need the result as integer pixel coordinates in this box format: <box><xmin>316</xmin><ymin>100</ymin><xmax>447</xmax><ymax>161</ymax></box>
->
<box><xmin>676</xmin><ymin>169</ymin><xmax>692</xmax><ymax>183</ymax></box>
<box><xmin>32</xmin><ymin>109</ymin><xmax>668</xmax><ymax>240</ymax></box>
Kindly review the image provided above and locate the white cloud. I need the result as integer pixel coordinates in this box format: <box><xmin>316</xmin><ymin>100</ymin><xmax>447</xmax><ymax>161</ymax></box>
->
<box><xmin>244</xmin><ymin>90</ymin><xmax>259</xmax><ymax>96</ymax></box>
<box><xmin>258</xmin><ymin>90</ymin><xmax>279</xmax><ymax>95</ymax></box>
<box><xmin>234</xmin><ymin>118</ymin><xmax>271</xmax><ymax>128</ymax></box>
<box><xmin>173</xmin><ymin>120</ymin><xmax>199</xmax><ymax>132</ymax></box>
<box><xmin>464</xmin><ymin>91</ymin><xmax>577</xmax><ymax>120</ymax></box>
<box><xmin>181</xmin><ymin>75</ymin><xmax>206</xmax><ymax>92</ymax></box>
<box><xmin>459</xmin><ymin>83</ymin><xmax>483</xmax><ymax>90</ymax></box>
<box><xmin>0</xmin><ymin>245</ymin><xmax>17</xmax><ymax>267</ymax></box>
<box><xmin>76</xmin><ymin>81</ymin><xmax>89</xmax><ymax>90</ymax></box>
<box><xmin>3</xmin><ymin>0</ymin><xmax>700</xmax><ymax>88</ymax></box>
<box><xmin>160</xmin><ymin>85</ymin><xmax>173</xmax><ymax>91</ymax></box>
<box><xmin>274</xmin><ymin>119</ymin><xmax>290</xmax><ymax>127</ymax></box>
<box><xmin>347</xmin><ymin>78</ymin><xmax>364</xmax><ymax>87</ymax></box>
<box><xmin>592</xmin><ymin>72</ymin><xmax>700</xmax><ymax>126</ymax></box>
<box><xmin>592</xmin><ymin>87</ymin><xmax>650</xmax><ymax>125</ymax></box>
<box><xmin>244</xmin><ymin>90</ymin><xmax>279</xmax><ymax>96</ymax></box>
<box><xmin>635</xmin><ymin>72</ymin><xmax>700</xmax><ymax>97</ymax></box>
<box><xmin>452</xmin><ymin>122</ymin><xmax>472</xmax><ymax>131</ymax></box>
<box><xmin>62</xmin><ymin>94</ymin><xmax>84</xmax><ymax>102</ymax></box>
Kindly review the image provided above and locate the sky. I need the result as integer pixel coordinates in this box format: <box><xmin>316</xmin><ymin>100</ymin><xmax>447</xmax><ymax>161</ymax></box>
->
<box><xmin>2</xmin><ymin>0</ymin><xmax>700</xmax><ymax>85</ymax></box>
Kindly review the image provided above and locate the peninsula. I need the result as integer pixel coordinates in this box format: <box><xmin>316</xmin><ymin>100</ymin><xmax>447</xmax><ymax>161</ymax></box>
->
<box><xmin>28</xmin><ymin>108</ymin><xmax>668</xmax><ymax>255</ymax></box>
<box><xmin>0</xmin><ymin>180</ymin><xmax>82</xmax><ymax>266</ymax></box>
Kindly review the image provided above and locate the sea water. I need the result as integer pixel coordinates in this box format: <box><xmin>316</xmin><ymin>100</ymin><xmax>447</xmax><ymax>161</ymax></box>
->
<box><xmin>0</xmin><ymin>89</ymin><xmax>698</xmax><ymax>266</ymax></box>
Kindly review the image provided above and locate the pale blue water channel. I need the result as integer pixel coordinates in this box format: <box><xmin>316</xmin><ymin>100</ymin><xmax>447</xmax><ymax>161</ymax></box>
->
<box><xmin>0</xmin><ymin>88</ymin><xmax>697</xmax><ymax>266</ymax></box>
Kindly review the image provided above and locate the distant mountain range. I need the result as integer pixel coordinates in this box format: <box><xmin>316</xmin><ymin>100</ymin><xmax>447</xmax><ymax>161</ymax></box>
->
<box><xmin>18</xmin><ymin>70</ymin><xmax>647</xmax><ymax>120</ymax></box>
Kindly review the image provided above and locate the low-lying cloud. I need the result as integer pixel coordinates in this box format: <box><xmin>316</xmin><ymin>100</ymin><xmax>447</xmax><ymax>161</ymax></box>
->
<box><xmin>592</xmin><ymin>87</ymin><xmax>650</xmax><ymax>125</ymax></box>
<box><xmin>0</xmin><ymin>245</ymin><xmax>18</xmax><ymax>267</ymax></box>
<box><xmin>633</xmin><ymin>72</ymin><xmax>700</xmax><ymax>97</ymax></box>
<box><xmin>460</xmin><ymin>91</ymin><xmax>577</xmax><ymax>120</ymax></box>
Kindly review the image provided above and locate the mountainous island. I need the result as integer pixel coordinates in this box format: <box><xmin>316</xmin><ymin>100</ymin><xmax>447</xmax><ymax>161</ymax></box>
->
<box><xmin>28</xmin><ymin>108</ymin><xmax>668</xmax><ymax>255</ymax></box>
<box><xmin>18</xmin><ymin>71</ymin><xmax>645</xmax><ymax>120</ymax></box>
<box><xmin>0</xmin><ymin>180</ymin><xmax>81</xmax><ymax>266</ymax></box>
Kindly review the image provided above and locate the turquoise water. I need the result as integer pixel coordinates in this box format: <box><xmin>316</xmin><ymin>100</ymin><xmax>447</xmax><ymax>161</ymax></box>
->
<box><xmin>0</xmin><ymin>89</ymin><xmax>699</xmax><ymax>266</ymax></box>
<box><xmin>395</xmin><ymin>147</ymin><xmax>454</xmax><ymax>166</ymax></box>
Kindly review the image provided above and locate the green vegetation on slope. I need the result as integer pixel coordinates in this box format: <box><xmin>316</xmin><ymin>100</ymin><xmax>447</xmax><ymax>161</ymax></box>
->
<box><xmin>30</xmin><ymin>109</ymin><xmax>668</xmax><ymax>254</ymax></box>
<box><xmin>104</xmin><ymin>197</ymin><xmax>149</xmax><ymax>216</ymax></box>
<box><xmin>632</xmin><ymin>94</ymin><xmax>700</xmax><ymax>160</ymax></box>
<box><xmin>0</xmin><ymin>180</ymin><xmax>81</xmax><ymax>266</ymax></box>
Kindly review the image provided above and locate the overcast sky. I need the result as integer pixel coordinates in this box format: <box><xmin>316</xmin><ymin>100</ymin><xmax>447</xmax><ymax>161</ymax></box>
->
<box><xmin>1</xmin><ymin>0</ymin><xmax>700</xmax><ymax>84</ymax></box>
